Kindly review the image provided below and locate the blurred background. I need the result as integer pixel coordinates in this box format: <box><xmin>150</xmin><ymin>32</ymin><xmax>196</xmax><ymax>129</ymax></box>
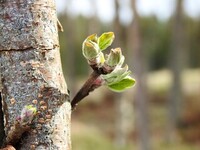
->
<box><xmin>56</xmin><ymin>0</ymin><xmax>200</xmax><ymax>149</ymax></box>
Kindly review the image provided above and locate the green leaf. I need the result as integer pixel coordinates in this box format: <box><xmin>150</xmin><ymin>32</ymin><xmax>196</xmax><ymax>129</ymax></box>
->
<box><xmin>101</xmin><ymin>65</ymin><xmax>130</xmax><ymax>84</ymax></box>
<box><xmin>107</xmin><ymin>76</ymin><xmax>135</xmax><ymax>92</ymax></box>
<box><xmin>25</xmin><ymin>105</ymin><xmax>37</xmax><ymax>114</ymax></box>
<box><xmin>98</xmin><ymin>32</ymin><xmax>115</xmax><ymax>50</ymax></box>
<box><xmin>86</xmin><ymin>34</ymin><xmax>98</xmax><ymax>43</ymax></box>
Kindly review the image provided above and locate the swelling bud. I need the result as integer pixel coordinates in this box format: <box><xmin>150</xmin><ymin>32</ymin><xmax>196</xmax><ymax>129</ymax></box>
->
<box><xmin>19</xmin><ymin>105</ymin><xmax>37</xmax><ymax>125</ymax></box>
<box><xmin>82</xmin><ymin>40</ymin><xmax>100</xmax><ymax>60</ymax></box>
<box><xmin>104</xmin><ymin>48</ymin><xmax>124</xmax><ymax>72</ymax></box>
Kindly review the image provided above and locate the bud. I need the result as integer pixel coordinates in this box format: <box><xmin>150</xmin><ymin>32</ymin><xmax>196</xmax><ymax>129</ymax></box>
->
<box><xmin>98</xmin><ymin>32</ymin><xmax>115</xmax><ymax>50</ymax></box>
<box><xmin>82</xmin><ymin>40</ymin><xmax>100</xmax><ymax>60</ymax></box>
<box><xmin>103</xmin><ymin>48</ymin><xmax>124</xmax><ymax>72</ymax></box>
<box><xmin>116</xmin><ymin>53</ymin><xmax>125</xmax><ymax>68</ymax></box>
<box><xmin>101</xmin><ymin>65</ymin><xmax>131</xmax><ymax>85</ymax></box>
<box><xmin>20</xmin><ymin>105</ymin><xmax>37</xmax><ymax>125</ymax></box>
<box><xmin>88</xmin><ymin>52</ymin><xmax>105</xmax><ymax>65</ymax></box>
<box><xmin>106</xmin><ymin>48</ymin><xmax>122</xmax><ymax>66</ymax></box>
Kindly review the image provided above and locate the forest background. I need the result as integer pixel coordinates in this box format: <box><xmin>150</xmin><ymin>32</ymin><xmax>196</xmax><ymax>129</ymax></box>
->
<box><xmin>56</xmin><ymin>0</ymin><xmax>200</xmax><ymax>149</ymax></box>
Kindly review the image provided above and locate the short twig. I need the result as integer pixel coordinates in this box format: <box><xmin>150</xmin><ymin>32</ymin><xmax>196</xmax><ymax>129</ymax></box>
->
<box><xmin>71</xmin><ymin>71</ymin><xmax>101</xmax><ymax>110</ymax></box>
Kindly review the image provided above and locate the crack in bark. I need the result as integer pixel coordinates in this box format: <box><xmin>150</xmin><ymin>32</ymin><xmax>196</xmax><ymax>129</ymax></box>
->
<box><xmin>0</xmin><ymin>45</ymin><xmax>60</xmax><ymax>52</ymax></box>
<box><xmin>0</xmin><ymin>93</ymin><xmax>5</xmax><ymax>147</ymax></box>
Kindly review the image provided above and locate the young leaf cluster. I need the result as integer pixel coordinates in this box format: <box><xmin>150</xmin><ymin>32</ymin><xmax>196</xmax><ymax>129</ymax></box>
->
<box><xmin>82</xmin><ymin>32</ymin><xmax>135</xmax><ymax>92</ymax></box>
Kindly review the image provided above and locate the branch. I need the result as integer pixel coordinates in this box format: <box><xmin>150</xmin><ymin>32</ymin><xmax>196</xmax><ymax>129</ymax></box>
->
<box><xmin>70</xmin><ymin>32</ymin><xmax>135</xmax><ymax>110</ymax></box>
<box><xmin>71</xmin><ymin>71</ymin><xmax>101</xmax><ymax>110</ymax></box>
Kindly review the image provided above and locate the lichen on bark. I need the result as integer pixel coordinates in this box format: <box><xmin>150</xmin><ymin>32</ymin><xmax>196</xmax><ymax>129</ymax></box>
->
<box><xmin>0</xmin><ymin>0</ymin><xmax>59</xmax><ymax>50</ymax></box>
<box><xmin>0</xmin><ymin>0</ymin><xmax>71</xmax><ymax>149</ymax></box>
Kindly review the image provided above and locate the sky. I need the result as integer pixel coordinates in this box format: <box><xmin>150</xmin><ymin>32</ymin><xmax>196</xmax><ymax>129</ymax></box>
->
<box><xmin>56</xmin><ymin>0</ymin><xmax>200</xmax><ymax>23</ymax></box>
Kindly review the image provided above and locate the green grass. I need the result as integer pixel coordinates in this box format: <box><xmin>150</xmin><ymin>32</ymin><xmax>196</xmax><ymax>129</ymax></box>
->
<box><xmin>71</xmin><ymin>121</ymin><xmax>199</xmax><ymax>150</ymax></box>
<box><xmin>147</xmin><ymin>68</ymin><xmax>200</xmax><ymax>95</ymax></box>
<box><xmin>72</xmin><ymin>128</ymin><xmax>199</xmax><ymax>150</ymax></box>
<box><xmin>153</xmin><ymin>142</ymin><xmax>199</xmax><ymax>150</ymax></box>
<box><xmin>72</xmin><ymin>133</ymin><xmax>115</xmax><ymax>150</ymax></box>
<box><xmin>71</xmin><ymin>121</ymin><xmax>135</xmax><ymax>150</ymax></box>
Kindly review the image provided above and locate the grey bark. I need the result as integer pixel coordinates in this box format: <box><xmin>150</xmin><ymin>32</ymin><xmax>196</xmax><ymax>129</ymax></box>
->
<box><xmin>128</xmin><ymin>0</ymin><xmax>150</xmax><ymax>150</ymax></box>
<box><xmin>0</xmin><ymin>0</ymin><xmax>71</xmax><ymax>149</ymax></box>
<box><xmin>0</xmin><ymin>85</ymin><xmax>4</xmax><ymax>146</ymax></box>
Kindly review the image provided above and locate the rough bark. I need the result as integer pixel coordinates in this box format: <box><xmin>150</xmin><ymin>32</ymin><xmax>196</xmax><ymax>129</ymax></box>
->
<box><xmin>129</xmin><ymin>0</ymin><xmax>150</xmax><ymax>150</ymax></box>
<box><xmin>0</xmin><ymin>0</ymin><xmax>71</xmax><ymax>149</ymax></box>
<box><xmin>0</xmin><ymin>87</ymin><xmax>4</xmax><ymax>146</ymax></box>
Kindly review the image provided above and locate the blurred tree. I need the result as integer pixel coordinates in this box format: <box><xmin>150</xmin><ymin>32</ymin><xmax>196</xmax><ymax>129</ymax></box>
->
<box><xmin>185</xmin><ymin>17</ymin><xmax>200</xmax><ymax>68</ymax></box>
<box><xmin>167</xmin><ymin>0</ymin><xmax>186</xmax><ymax>142</ymax></box>
<box><xmin>113</xmin><ymin>0</ymin><xmax>133</xmax><ymax>149</ymax></box>
<box><xmin>127</xmin><ymin>0</ymin><xmax>151</xmax><ymax>150</ymax></box>
<box><xmin>139</xmin><ymin>16</ymin><xmax>171</xmax><ymax>70</ymax></box>
<box><xmin>87</xmin><ymin>0</ymin><xmax>100</xmax><ymax>34</ymax></box>
<box><xmin>0</xmin><ymin>0</ymin><xmax>70</xmax><ymax>149</ymax></box>
<box><xmin>59</xmin><ymin>13</ymin><xmax>90</xmax><ymax>77</ymax></box>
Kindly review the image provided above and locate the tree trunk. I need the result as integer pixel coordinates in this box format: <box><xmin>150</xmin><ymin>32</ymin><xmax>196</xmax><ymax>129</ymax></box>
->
<box><xmin>167</xmin><ymin>0</ymin><xmax>185</xmax><ymax>142</ymax></box>
<box><xmin>113</xmin><ymin>0</ymin><xmax>133</xmax><ymax>148</ymax></box>
<box><xmin>0</xmin><ymin>0</ymin><xmax>71</xmax><ymax>149</ymax></box>
<box><xmin>128</xmin><ymin>0</ymin><xmax>150</xmax><ymax>150</ymax></box>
